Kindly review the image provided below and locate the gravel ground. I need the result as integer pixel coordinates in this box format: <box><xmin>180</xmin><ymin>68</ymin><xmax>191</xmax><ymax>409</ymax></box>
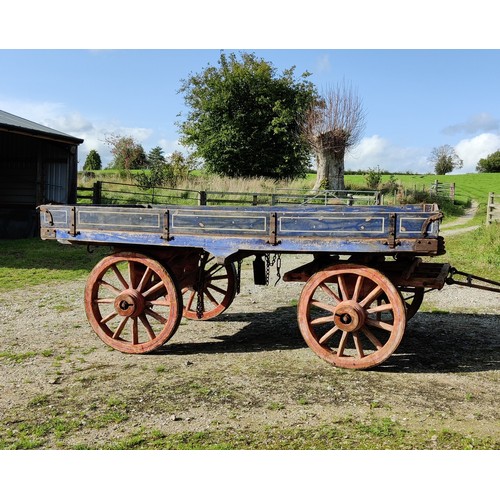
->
<box><xmin>0</xmin><ymin>252</ymin><xmax>498</xmax><ymax>449</ymax></box>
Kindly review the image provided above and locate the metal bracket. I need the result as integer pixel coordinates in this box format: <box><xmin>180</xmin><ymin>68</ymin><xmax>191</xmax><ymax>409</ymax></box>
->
<box><xmin>161</xmin><ymin>210</ymin><xmax>172</xmax><ymax>241</ymax></box>
<box><xmin>421</xmin><ymin>212</ymin><xmax>444</xmax><ymax>236</ymax></box>
<box><xmin>39</xmin><ymin>206</ymin><xmax>54</xmax><ymax>226</ymax></box>
<box><xmin>41</xmin><ymin>227</ymin><xmax>56</xmax><ymax>239</ymax></box>
<box><xmin>387</xmin><ymin>213</ymin><xmax>397</xmax><ymax>248</ymax></box>
<box><xmin>68</xmin><ymin>206</ymin><xmax>79</xmax><ymax>237</ymax></box>
<box><xmin>267</xmin><ymin>212</ymin><xmax>280</xmax><ymax>246</ymax></box>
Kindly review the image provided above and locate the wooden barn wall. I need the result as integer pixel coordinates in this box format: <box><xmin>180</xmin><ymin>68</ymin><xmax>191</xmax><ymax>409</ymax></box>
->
<box><xmin>0</xmin><ymin>131</ymin><xmax>79</xmax><ymax>238</ymax></box>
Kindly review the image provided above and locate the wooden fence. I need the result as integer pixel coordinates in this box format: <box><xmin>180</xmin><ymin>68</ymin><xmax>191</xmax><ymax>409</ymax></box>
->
<box><xmin>77</xmin><ymin>181</ymin><xmax>381</xmax><ymax>207</ymax></box>
<box><xmin>486</xmin><ymin>192</ymin><xmax>499</xmax><ymax>225</ymax></box>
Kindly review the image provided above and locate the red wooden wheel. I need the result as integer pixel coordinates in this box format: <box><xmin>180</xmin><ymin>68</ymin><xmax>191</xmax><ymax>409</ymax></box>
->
<box><xmin>398</xmin><ymin>287</ymin><xmax>424</xmax><ymax>321</ymax></box>
<box><xmin>182</xmin><ymin>254</ymin><xmax>237</xmax><ymax>320</ymax></box>
<box><xmin>84</xmin><ymin>252</ymin><xmax>182</xmax><ymax>353</ymax></box>
<box><xmin>297</xmin><ymin>264</ymin><xmax>406</xmax><ymax>370</ymax></box>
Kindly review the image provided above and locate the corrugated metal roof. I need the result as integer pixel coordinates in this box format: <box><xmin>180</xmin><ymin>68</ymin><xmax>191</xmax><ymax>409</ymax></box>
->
<box><xmin>0</xmin><ymin>109</ymin><xmax>84</xmax><ymax>144</ymax></box>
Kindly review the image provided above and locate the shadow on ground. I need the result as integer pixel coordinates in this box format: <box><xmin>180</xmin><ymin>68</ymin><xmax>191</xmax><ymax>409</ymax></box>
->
<box><xmin>155</xmin><ymin>306</ymin><xmax>499</xmax><ymax>374</ymax></box>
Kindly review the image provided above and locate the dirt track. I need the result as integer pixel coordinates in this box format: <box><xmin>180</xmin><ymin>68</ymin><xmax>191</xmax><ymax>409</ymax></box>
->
<box><xmin>0</xmin><ymin>253</ymin><xmax>498</xmax><ymax>449</ymax></box>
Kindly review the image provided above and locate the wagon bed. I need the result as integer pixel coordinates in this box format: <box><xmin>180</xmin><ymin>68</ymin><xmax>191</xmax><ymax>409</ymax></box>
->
<box><xmin>39</xmin><ymin>202</ymin><xmax>457</xmax><ymax>370</ymax></box>
<box><xmin>40</xmin><ymin>203</ymin><xmax>444</xmax><ymax>259</ymax></box>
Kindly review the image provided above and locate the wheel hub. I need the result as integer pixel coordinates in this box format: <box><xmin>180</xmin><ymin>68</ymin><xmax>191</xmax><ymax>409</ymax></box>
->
<box><xmin>334</xmin><ymin>300</ymin><xmax>366</xmax><ymax>332</ymax></box>
<box><xmin>114</xmin><ymin>289</ymin><xmax>145</xmax><ymax>318</ymax></box>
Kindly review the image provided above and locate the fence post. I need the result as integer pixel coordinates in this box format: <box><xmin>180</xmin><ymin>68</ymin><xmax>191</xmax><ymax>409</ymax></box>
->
<box><xmin>486</xmin><ymin>192</ymin><xmax>495</xmax><ymax>225</ymax></box>
<box><xmin>450</xmin><ymin>183</ymin><xmax>455</xmax><ymax>201</ymax></box>
<box><xmin>252</xmin><ymin>194</ymin><xmax>258</xmax><ymax>206</ymax></box>
<box><xmin>198</xmin><ymin>191</ymin><xmax>207</xmax><ymax>206</ymax></box>
<box><xmin>92</xmin><ymin>181</ymin><xmax>102</xmax><ymax>205</ymax></box>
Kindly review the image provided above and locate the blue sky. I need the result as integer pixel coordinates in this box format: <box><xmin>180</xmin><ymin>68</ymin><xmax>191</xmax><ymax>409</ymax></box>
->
<box><xmin>1</xmin><ymin>4</ymin><xmax>499</xmax><ymax>174</ymax></box>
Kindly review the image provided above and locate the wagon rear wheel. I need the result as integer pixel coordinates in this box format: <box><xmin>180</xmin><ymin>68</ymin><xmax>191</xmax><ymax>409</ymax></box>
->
<box><xmin>297</xmin><ymin>264</ymin><xmax>406</xmax><ymax>370</ymax></box>
<box><xmin>182</xmin><ymin>254</ymin><xmax>237</xmax><ymax>320</ymax></box>
<box><xmin>85</xmin><ymin>252</ymin><xmax>182</xmax><ymax>353</ymax></box>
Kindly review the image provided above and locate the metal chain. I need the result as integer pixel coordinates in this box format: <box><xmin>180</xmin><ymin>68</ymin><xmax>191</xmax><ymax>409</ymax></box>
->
<box><xmin>264</xmin><ymin>253</ymin><xmax>281</xmax><ymax>286</ymax></box>
<box><xmin>196</xmin><ymin>253</ymin><xmax>207</xmax><ymax>319</ymax></box>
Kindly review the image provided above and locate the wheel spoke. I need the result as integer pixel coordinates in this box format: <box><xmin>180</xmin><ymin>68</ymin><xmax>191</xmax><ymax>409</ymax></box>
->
<box><xmin>352</xmin><ymin>331</ymin><xmax>365</xmax><ymax>358</ymax></box>
<box><xmin>310</xmin><ymin>314</ymin><xmax>336</xmax><ymax>325</ymax></box>
<box><xmin>366</xmin><ymin>303</ymin><xmax>393</xmax><ymax>314</ymax></box>
<box><xmin>136</xmin><ymin>267</ymin><xmax>153</xmax><ymax>293</ymax></box>
<box><xmin>147</xmin><ymin>299</ymin><xmax>170</xmax><ymax>307</ymax></box>
<box><xmin>100</xmin><ymin>311</ymin><xmax>118</xmax><ymax>325</ymax></box>
<box><xmin>207</xmin><ymin>283</ymin><xmax>227</xmax><ymax>295</ymax></box>
<box><xmin>319</xmin><ymin>283</ymin><xmax>341</xmax><ymax>304</ymax></box>
<box><xmin>145</xmin><ymin>307</ymin><xmax>167</xmax><ymax>324</ymax></box>
<box><xmin>112</xmin><ymin>317</ymin><xmax>128</xmax><ymax>339</ymax></box>
<box><xmin>98</xmin><ymin>279</ymin><xmax>122</xmax><ymax>295</ymax></box>
<box><xmin>204</xmin><ymin>288</ymin><xmax>220</xmax><ymax>307</ymax></box>
<box><xmin>359</xmin><ymin>285</ymin><xmax>383</xmax><ymax>307</ymax></box>
<box><xmin>361</xmin><ymin>326</ymin><xmax>383</xmax><ymax>350</ymax></box>
<box><xmin>336</xmin><ymin>330</ymin><xmax>349</xmax><ymax>357</ymax></box>
<box><xmin>139</xmin><ymin>314</ymin><xmax>156</xmax><ymax>340</ymax></box>
<box><xmin>131</xmin><ymin>318</ymin><xmax>138</xmax><ymax>344</ymax></box>
<box><xmin>184</xmin><ymin>289</ymin><xmax>196</xmax><ymax>311</ymax></box>
<box><xmin>310</xmin><ymin>299</ymin><xmax>337</xmax><ymax>313</ymax></box>
<box><xmin>319</xmin><ymin>324</ymin><xmax>341</xmax><ymax>345</ymax></box>
<box><xmin>209</xmin><ymin>274</ymin><xmax>229</xmax><ymax>281</ymax></box>
<box><xmin>143</xmin><ymin>280</ymin><xmax>166</xmax><ymax>298</ymax></box>
<box><xmin>94</xmin><ymin>298</ymin><xmax>114</xmax><ymax>304</ymax></box>
<box><xmin>337</xmin><ymin>275</ymin><xmax>349</xmax><ymax>300</ymax></box>
<box><xmin>352</xmin><ymin>275</ymin><xmax>364</xmax><ymax>302</ymax></box>
<box><xmin>111</xmin><ymin>264</ymin><xmax>129</xmax><ymax>289</ymax></box>
<box><xmin>366</xmin><ymin>318</ymin><xmax>394</xmax><ymax>332</ymax></box>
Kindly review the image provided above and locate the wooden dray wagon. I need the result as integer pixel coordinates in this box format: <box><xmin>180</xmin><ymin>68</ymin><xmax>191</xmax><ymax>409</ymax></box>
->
<box><xmin>39</xmin><ymin>202</ymin><xmax>498</xmax><ymax>370</ymax></box>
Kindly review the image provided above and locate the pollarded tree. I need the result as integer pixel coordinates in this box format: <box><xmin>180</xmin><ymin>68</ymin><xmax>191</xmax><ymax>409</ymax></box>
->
<box><xmin>303</xmin><ymin>82</ymin><xmax>366</xmax><ymax>191</ymax></box>
<box><xmin>429</xmin><ymin>145</ymin><xmax>463</xmax><ymax>175</ymax></box>
<box><xmin>477</xmin><ymin>150</ymin><xmax>500</xmax><ymax>173</ymax></box>
<box><xmin>178</xmin><ymin>52</ymin><xmax>316</xmax><ymax>180</ymax></box>
<box><xmin>83</xmin><ymin>149</ymin><xmax>102</xmax><ymax>171</ymax></box>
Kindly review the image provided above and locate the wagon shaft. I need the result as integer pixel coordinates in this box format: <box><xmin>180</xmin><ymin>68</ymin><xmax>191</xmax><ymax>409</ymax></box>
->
<box><xmin>445</xmin><ymin>267</ymin><xmax>500</xmax><ymax>294</ymax></box>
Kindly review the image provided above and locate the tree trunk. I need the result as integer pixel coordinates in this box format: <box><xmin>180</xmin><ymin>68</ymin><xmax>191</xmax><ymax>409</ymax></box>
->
<box><xmin>312</xmin><ymin>148</ymin><xmax>346</xmax><ymax>191</ymax></box>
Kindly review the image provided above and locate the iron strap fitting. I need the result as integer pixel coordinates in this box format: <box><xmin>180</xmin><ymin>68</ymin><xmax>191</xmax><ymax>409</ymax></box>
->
<box><xmin>386</xmin><ymin>212</ymin><xmax>398</xmax><ymax>248</ymax></box>
<box><xmin>267</xmin><ymin>212</ymin><xmax>280</xmax><ymax>246</ymax></box>
<box><xmin>68</xmin><ymin>206</ymin><xmax>80</xmax><ymax>237</ymax></box>
<box><xmin>161</xmin><ymin>210</ymin><xmax>173</xmax><ymax>241</ymax></box>
<box><xmin>445</xmin><ymin>267</ymin><xmax>500</xmax><ymax>293</ymax></box>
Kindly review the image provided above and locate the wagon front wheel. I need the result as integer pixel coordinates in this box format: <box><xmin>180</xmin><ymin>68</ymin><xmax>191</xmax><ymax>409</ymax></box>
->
<box><xmin>297</xmin><ymin>264</ymin><xmax>406</xmax><ymax>370</ymax></box>
<box><xmin>85</xmin><ymin>252</ymin><xmax>182</xmax><ymax>353</ymax></box>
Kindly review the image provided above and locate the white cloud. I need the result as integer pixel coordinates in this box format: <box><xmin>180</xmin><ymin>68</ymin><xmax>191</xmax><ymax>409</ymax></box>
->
<box><xmin>314</xmin><ymin>54</ymin><xmax>332</xmax><ymax>74</ymax></box>
<box><xmin>443</xmin><ymin>113</ymin><xmax>499</xmax><ymax>135</ymax></box>
<box><xmin>0</xmin><ymin>97</ymin><xmax>155</xmax><ymax>168</ymax></box>
<box><xmin>346</xmin><ymin>135</ymin><xmax>430</xmax><ymax>173</ymax></box>
<box><xmin>454</xmin><ymin>133</ymin><xmax>500</xmax><ymax>173</ymax></box>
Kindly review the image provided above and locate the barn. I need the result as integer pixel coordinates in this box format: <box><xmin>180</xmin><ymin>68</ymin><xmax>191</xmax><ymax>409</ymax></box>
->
<box><xmin>0</xmin><ymin>109</ymin><xmax>84</xmax><ymax>238</ymax></box>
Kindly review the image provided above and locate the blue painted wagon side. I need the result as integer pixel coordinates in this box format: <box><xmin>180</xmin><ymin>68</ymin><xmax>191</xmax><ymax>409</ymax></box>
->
<box><xmin>39</xmin><ymin>203</ymin><xmax>443</xmax><ymax>260</ymax></box>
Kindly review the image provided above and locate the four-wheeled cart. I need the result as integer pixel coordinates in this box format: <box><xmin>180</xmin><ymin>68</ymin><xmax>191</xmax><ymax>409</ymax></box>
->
<box><xmin>39</xmin><ymin>202</ymin><xmax>499</xmax><ymax>369</ymax></box>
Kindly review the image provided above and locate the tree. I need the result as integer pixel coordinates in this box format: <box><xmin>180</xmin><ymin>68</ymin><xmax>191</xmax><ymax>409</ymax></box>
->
<box><xmin>302</xmin><ymin>82</ymin><xmax>366</xmax><ymax>191</ymax></box>
<box><xmin>83</xmin><ymin>149</ymin><xmax>102</xmax><ymax>171</ymax></box>
<box><xmin>136</xmin><ymin>148</ymin><xmax>198</xmax><ymax>190</ymax></box>
<box><xmin>428</xmin><ymin>145</ymin><xmax>463</xmax><ymax>175</ymax></box>
<box><xmin>178</xmin><ymin>52</ymin><xmax>316</xmax><ymax>180</ymax></box>
<box><xmin>477</xmin><ymin>150</ymin><xmax>500</xmax><ymax>173</ymax></box>
<box><xmin>105</xmin><ymin>134</ymin><xmax>147</xmax><ymax>170</ymax></box>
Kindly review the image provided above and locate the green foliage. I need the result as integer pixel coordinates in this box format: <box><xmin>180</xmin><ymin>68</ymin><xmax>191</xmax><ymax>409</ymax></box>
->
<box><xmin>477</xmin><ymin>150</ymin><xmax>500</xmax><ymax>173</ymax></box>
<box><xmin>105</xmin><ymin>134</ymin><xmax>147</xmax><ymax>170</ymax></box>
<box><xmin>135</xmin><ymin>149</ymin><xmax>196</xmax><ymax>190</ymax></box>
<box><xmin>82</xmin><ymin>149</ymin><xmax>102</xmax><ymax>171</ymax></box>
<box><xmin>178</xmin><ymin>51</ymin><xmax>316</xmax><ymax>180</ymax></box>
<box><xmin>429</xmin><ymin>145</ymin><xmax>463</xmax><ymax>175</ymax></box>
<box><xmin>364</xmin><ymin>167</ymin><xmax>382</xmax><ymax>189</ymax></box>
